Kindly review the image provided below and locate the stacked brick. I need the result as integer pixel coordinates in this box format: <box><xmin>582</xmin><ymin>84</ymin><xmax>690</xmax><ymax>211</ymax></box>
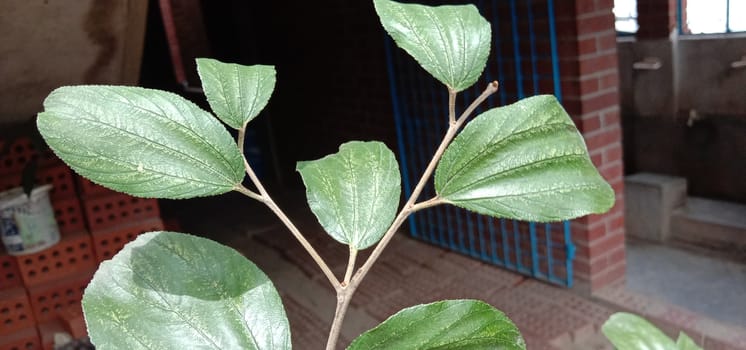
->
<box><xmin>1</xmin><ymin>137</ymin><xmax>164</xmax><ymax>349</ymax></box>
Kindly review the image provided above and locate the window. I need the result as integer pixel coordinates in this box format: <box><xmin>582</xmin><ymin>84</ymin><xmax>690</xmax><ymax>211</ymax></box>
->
<box><xmin>614</xmin><ymin>0</ymin><xmax>746</xmax><ymax>35</ymax></box>
<box><xmin>614</xmin><ymin>0</ymin><xmax>638</xmax><ymax>34</ymax></box>
<box><xmin>685</xmin><ymin>0</ymin><xmax>746</xmax><ymax>34</ymax></box>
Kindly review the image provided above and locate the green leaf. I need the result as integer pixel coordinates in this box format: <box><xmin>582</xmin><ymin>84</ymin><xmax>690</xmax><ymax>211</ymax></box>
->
<box><xmin>83</xmin><ymin>231</ymin><xmax>291</xmax><ymax>350</ymax></box>
<box><xmin>434</xmin><ymin>95</ymin><xmax>614</xmax><ymax>222</ymax></box>
<box><xmin>296</xmin><ymin>141</ymin><xmax>401</xmax><ymax>250</ymax></box>
<box><xmin>374</xmin><ymin>0</ymin><xmax>491</xmax><ymax>92</ymax></box>
<box><xmin>348</xmin><ymin>300</ymin><xmax>525</xmax><ymax>350</ymax></box>
<box><xmin>602</xmin><ymin>312</ymin><xmax>677</xmax><ymax>350</ymax></box>
<box><xmin>37</xmin><ymin>86</ymin><xmax>245</xmax><ymax>199</ymax></box>
<box><xmin>676</xmin><ymin>332</ymin><xmax>703</xmax><ymax>350</ymax></box>
<box><xmin>196</xmin><ymin>58</ymin><xmax>276</xmax><ymax>129</ymax></box>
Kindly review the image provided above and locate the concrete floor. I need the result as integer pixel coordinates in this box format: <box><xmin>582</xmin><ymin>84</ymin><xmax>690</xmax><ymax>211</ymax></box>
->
<box><xmin>626</xmin><ymin>239</ymin><xmax>746</xmax><ymax>326</ymax></box>
<box><xmin>164</xmin><ymin>190</ymin><xmax>746</xmax><ymax>349</ymax></box>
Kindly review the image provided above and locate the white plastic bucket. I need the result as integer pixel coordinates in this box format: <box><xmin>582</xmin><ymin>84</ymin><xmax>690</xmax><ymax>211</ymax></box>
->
<box><xmin>0</xmin><ymin>185</ymin><xmax>60</xmax><ymax>255</ymax></box>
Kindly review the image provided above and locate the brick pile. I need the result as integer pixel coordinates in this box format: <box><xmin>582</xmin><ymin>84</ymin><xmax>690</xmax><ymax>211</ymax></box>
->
<box><xmin>0</xmin><ymin>137</ymin><xmax>165</xmax><ymax>350</ymax></box>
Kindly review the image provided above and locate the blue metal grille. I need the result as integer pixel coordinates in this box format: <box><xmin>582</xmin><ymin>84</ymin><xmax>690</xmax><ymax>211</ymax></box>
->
<box><xmin>384</xmin><ymin>0</ymin><xmax>575</xmax><ymax>287</ymax></box>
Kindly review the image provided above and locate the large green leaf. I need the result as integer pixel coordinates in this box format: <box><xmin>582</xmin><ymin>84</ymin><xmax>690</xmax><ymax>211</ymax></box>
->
<box><xmin>196</xmin><ymin>58</ymin><xmax>276</xmax><ymax>129</ymax></box>
<box><xmin>434</xmin><ymin>95</ymin><xmax>614</xmax><ymax>222</ymax></box>
<box><xmin>602</xmin><ymin>312</ymin><xmax>677</xmax><ymax>350</ymax></box>
<box><xmin>296</xmin><ymin>141</ymin><xmax>401</xmax><ymax>250</ymax></box>
<box><xmin>374</xmin><ymin>0</ymin><xmax>491</xmax><ymax>92</ymax></box>
<box><xmin>37</xmin><ymin>86</ymin><xmax>245</xmax><ymax>199</ymax></box>
<box><xmin>83</xmin><ymin>231</ymin><xmax>291</xmax><ymax>350</ymax></box>
<box><xmin>348</xmin><ymin>300</ymin><xmax>525</xmax><ymax>350</ymax></box>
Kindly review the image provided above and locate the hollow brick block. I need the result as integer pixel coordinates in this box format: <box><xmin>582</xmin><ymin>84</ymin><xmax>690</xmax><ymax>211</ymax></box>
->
<box><xmin>0</xmin><ymin>287</ymin><xmax>36</xmax><ymax>336</ymax></box>
<box><xmin>82</xmin><ymin>193</ymin><xmax>160</xmax><ymax>232</ymax></box>
<box><xmin>91</xmin><ymin>218</ymin><xmax>164</xmax><ymax>262</ymax></box>
<box><xmin>15</xmin><ymin>231</ymin><xmax>95</xmax><ymax>287</ymax></box>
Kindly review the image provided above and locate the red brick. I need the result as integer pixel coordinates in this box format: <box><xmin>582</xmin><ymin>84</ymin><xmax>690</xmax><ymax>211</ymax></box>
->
<box><xmin>0</xmin><ymin>326</ymin><xmax>41</xmax><ymax>350</ymax></box>
<box><xmin>577</xmin><ymin>13</ymin><xmax>615</xmax><ymax>36</ymax></box>
<box><xmin>51</xmin><ymin>196</ymin><xmax>85</xmax><ymax>234</ymax></box>
<box><xmin>559</xmin><ymin>59</ymin><xmax>581</xmax><ymax>79</ymax></box>
<box><xmin>589</xmin><ymin>232</ymin><xmax>625</xmax><ymax>258</ymax></box>
<box><xmin>0</xmin><ymin>287</ymin><xmax>35</xmax><ymax>336</ymax></box>
<box><xmin>601</xmin><ymin>162</ymin><xmax>624</xmax><ymax>181</ymax></box>
<box><xmin>591</xmin><ymin>261</ymin><xmax>626</xmax><ymax>291</ymax></box>
<box><xmin>608</xmin><ymin>246</ymin><xmax>626</xmax><ymax>266</ymax></box>
<box><xmin>601</xmin><ymin>108</ymin><xmax>620</xmax><ymax>127</ymax></box>
<box><xmin>560</xmin><ymin>79</ymin><xmax>580</xmax><ymax>98</ymax></box>
<box><xmin>82</xmin><ymin>193</ymin><xmax>160</xmax><ymax>232</ymax></box>
<box><xmin>580</xmin><ymin>77</ymin><xmax>600</xmax><ymax>95</ymax></box>
<box><xmin>606</xmin><ymin>212</ymin><xmax>625</xmax><ymax>232</ymax></box>
<box><xmin>572</xmin><ymin>220</ymin><xmax>607</xmax><ymax>242</ymax></box>
<box><xmin>574</xmin><ymin>258</ymin><xmax>590</xmax><ymax>275</ymax></box>
<box><xmin>581</xmin><ymin>115</ymin><xmax>601</xmax><ymax>133</ymax></box>
<box><xmin>0</xmin><ymin>137</ymin><xmax>58</xmax><ymax>176</ymax></box>
<box><xmin>0</xmin><ymin>252</ymin><xmax>23</xmax><ymax>290</ymax></box>
<box><xmin>75</xmin><ymin>176</ymin><xmax>114</xmax><ymax>196</ymax></box>
<box><xmin>582</xmin><ymin>89</ymin><xmax>619</xmax><ymax>114</ymax></box>
<box><xmin>576</xmin><ymin>37</ymin><xmax>598</xmax><ymax>56</ymax></box>
<box><xmin>579</xmin><ymin>53</ymin><xmax>618</xmax><ymax>76</ymax></box>
<box><xmin>91</xmin><ymin>218</ymin><xmax>164</xmax><ymax>262</ymax></box>
<box><xmin>584</xmin><ymin>127</ymin><xmax>621</xmax><ymax>150</ymax></box>
<box><xmin>603</xmin><ymin>144</ymin><xmax>623</xmax><ymax>163</ymax></box>
<box><xmin>60</xmin><ymin>304</ymin><xmax>86</xmax><ymax>339</ymax></box>
<box><xmin>15</xmin><ymin>231</ymin><xmax>95</xmax><ymax>287</ymax></box>
<box><xmin>611</xmin><ymin>178</ymin><xmax>625</xmax><ymax>195</ymax></box>
<box><xmin>574</xmin><ymin>1</ymin><xmax>596</xmax><ymax>16</ymax></box>
<box><xmin>596</xmin><ymin>32</ymin><xmax>618</xmax><ymax>52</ymax></box>
<box><xmin>595</xmin><ymin>0</ymin><xmax>615</xmax><ymax>11</ymax></box>
<box><xmin>38</xmin><ymin>319</ymin><xmax>66</xmax><ymax>350</ymax></box>
<box><xmin>27</xmin><ymin>269</ymin><xmax>93</xmax><ymax>323</ymax></box>
<box><xmin>593</xmin><ymin>152</ymin><xmax>605</xmax><ymax>168</ymax></box>
<box><xmin>599</xmin><ymin>72</ymin><xmax>619</xmax><ymax>90</ymax></box>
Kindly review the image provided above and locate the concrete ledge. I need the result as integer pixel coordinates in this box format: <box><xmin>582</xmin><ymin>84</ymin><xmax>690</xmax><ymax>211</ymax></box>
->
<box><xmin>625</xmin><ymin>173</ymin><xmax>687</xmax><ymax>241</ymax></box>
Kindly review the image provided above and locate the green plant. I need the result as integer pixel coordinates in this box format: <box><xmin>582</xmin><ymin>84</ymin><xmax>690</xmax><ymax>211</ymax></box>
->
<box><xmin>36</xmin><ymin>0</ymin><xmax>614</xmax><ymax>349</ymax></box>
<box><xmin>603</xmin><ymin>312</ymin><xmax>704</xmax><ymax>350</ymax></box>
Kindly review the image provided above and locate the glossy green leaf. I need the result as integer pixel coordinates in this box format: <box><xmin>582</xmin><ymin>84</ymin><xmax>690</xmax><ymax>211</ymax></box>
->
<box><xmin>676</xmin><ymin>332</ymin><xmax>703</xmax><ymax>350</ymax></box>
<box><xmin>297</xmin><ymin>141</ymin><xmax>400</xmax><ymax>250</ymax></box>
<box><xmin>602</xmin><ymin>312</ymin><xmax>677</xmax><ymax>350</ymax></box>
<box><xmin>374</xmin><ymin>0</ymin><xmax>491</xmax><ymax>92</ymax></box>
<box><xmin>196</xmin><ymin>58</ymin><xmax>276</xmax><ymax>129</ymax></box>
<box><xmin>434</xmin><ymin>95</ymin><xmax>615</xmax><ymax>222</ymax></box>
<box><xmin>37</xmin><ymin>86</ymin><xmax>244</xmax><ymax>199</ymax></box>
<box><xmin>83</xmin><ymin>231</ymin><xmax>291</xmax><ymax>350</ymax></box>
<box><xmin>348</xmin><ymin>300</ymin><xmax>525</xmax><ymax>350</ymax></box>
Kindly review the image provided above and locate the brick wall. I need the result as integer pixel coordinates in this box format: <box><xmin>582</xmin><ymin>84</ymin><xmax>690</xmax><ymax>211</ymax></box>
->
<box><xmin>555</xmin><ymin>0</ymin><xmax>626</xmax><ymax>293</ymax></box>
<box><xmin>636</xmin><ymin>0</ymin><xmax>685</xmax><ymax>39</ymax></box>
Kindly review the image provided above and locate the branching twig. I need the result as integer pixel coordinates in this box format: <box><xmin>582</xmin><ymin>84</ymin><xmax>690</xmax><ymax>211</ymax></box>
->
<box><xmin>324</xmin><ymin>81</ymin><xmax>499</xmax><ymax>350</ymax></box>
<box><xmin>235</xmin><ymin>125</ymin><xmax>341</xmax><ymax>289</ymax></box>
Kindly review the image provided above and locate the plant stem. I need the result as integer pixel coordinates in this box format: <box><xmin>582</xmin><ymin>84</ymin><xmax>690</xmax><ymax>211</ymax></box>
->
<box><xmin>326</xmin><ymin>291</ymin><xmax>354</xmax><ymax>350</ymax></box>
<box><xmin>325</xmin><ymin>81</ymin><xmax>499</xmax><ymax>349</ymax></box>
<box><xmin>234</xmin><ymin>184</ymin><xmax>263</xmax><ymax>202</ymax></box>
<box><xmin>343</xmin><ymin>247</ymin><xmax>358</xmax><ymax>286</ymax></box>
<box><xmin>236</xmin><ymin>126</ymin><xmax>341</xmax><ymax>289</ymax></box>
<box><xmin>448</xmin><ymin>88</ymin><xmax>457</xmax><ymax>125</ymax></box>
<box><xmin>411</xmin><ymin>196</ymin><xmax>443</xmax><ymax>212</ymax></box>
<box><xmin>351</xmin><ymin>81</ymin><xmax>498</xmax><ymax>286</ymax></box>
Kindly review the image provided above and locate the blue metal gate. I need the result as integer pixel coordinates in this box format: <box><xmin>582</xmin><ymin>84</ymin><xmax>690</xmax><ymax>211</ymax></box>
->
<box><xmin>384</xmin><ymin>0</ymin><xmax>575</xmax><ymax>287</ymax></box>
